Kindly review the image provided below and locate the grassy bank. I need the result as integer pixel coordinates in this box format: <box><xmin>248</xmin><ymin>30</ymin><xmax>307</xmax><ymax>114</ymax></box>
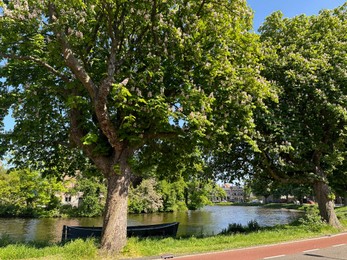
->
<box><xmin>0</xmin><ymin>238</ymin><xmax>98</xmax><ymax>260</ymax></box>
<box><xmin>215</xmin><ymin>201</ymin><xmax>312</xmax><ymax>210</ymax></box>
<box><xmin>0</xmin><ymin>206</ymin><xmax>346</xmax><ymax>260</ymax></box>
<box><xmin>123</xmin><ymin>225</ymin><xmax>341</xmax><ymax>258</ymax></box>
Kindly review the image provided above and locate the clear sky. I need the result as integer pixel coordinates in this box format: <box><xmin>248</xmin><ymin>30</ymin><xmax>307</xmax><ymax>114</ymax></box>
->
<box><xmin>248</xmin><ymin>0</ymin><xmax>347</xmax><ymax>31</ymax></box>
<box><xmin>3</xmin><ymin>114</ymin><xmax>14</xmax><ymax>131</ymax></box>
<box><xmin>2</xmin><ymin>1</ymin><xmax>347</xmax><ymax>131</ymax></box>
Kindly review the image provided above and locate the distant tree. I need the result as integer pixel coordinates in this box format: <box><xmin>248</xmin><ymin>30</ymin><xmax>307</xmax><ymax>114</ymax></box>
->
<box><xmin>328</xmin><ymin>164</ymin><xmax>347</xmax><ymax>206</ymax></box>
<box><xmin>249</xmin><ymin>173</ymin><xmax>312</xmax><ymax>204</ymax></box>
<box><xmin>242</xmin><ymin>181</ymin><xmax>252</xmax><ymax>202</ymax></box>
<box><xmin>0</xmin><ymin>168</ymin><xmax>64</xmax><ymax>216</ymax></box>
<box><xmin>71</xmin><ymin>175</ymin><xmax>106</xmax><ymax>217</ymax></box>
<box><xmin>250</xmin><ymin>175</ymin><xmax>273</xmax><ymax>203</ymax></box>
<box><xmin>128</xmin><ymin>178</ymin><xmax>163</xmax><ymax>213</ymax></box>
<box><xmin>210</xmin><ymin>183</ymin><xmax>227</xmax><ymax>202</ymax></box>
<box><xmin>273</xmin><ymin>183</ymin><xmax>312</xmax><ymax>204</ymax></box>
<box><xmin>157</xmin><ymin>178</ymin><xmax>187</xmax><ymax>212</ymax></box>
<box><xmin>186</xmin><ymin>179</ymin><xmax>213</xmax><ymax>210</ymax></box>
<box><xmin>128</xmin><ymin>177</ymin><xmax>219</xmax><ymax>213</ymax></box>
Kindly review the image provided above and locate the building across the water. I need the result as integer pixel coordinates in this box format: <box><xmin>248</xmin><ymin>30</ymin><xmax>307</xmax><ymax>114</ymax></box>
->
<box><xmin>229</xmin><ymin>185</ymin><xmax>245</xmax><ymax>203</ymax></box>
<box><xmin>58</xmin><ymin>175</ymin><xmax>83</xmax><ymax>208</ymax></box>
<box><xmin>212</xmin><ymin>184</ymin><xmax>245</xmax><ymax>203</ymax></box>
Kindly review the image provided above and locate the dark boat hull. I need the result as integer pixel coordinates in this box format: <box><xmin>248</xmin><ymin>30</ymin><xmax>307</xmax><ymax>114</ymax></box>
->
<box><xmin>61</xmin><ymin>222</ymin><xmax>179</xmax><ymax>241</ymax></box>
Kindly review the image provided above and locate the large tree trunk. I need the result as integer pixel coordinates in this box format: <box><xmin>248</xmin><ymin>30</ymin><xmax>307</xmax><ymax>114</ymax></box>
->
<box><xmin>313</xmin><ymin>180</ymin><xmax>342</xmax><ymax>228</ymax></box>
<box><xmin>100</xmin><ymin>156</ymin><xmax>132</xmax><ymax>252</ymax></box>
<box><xmin>312</xmin><ymin>152</ymin><xmax>342</xmax><ymax>229</ymax></box>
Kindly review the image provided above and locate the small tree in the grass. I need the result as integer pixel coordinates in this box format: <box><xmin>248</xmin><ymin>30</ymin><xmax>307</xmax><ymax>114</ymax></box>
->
<box><xmin>0</xmin><ymin>0</ymin><xmax>270</xmax><ymax>252</ymax></box>
<box><xmin>256</xmin><ymin>4</ymin><xmax>347</xmax><ymax>228</ymax></box>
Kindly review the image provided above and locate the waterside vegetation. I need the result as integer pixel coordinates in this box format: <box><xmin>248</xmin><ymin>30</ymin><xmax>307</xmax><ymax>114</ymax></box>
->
<box><xmin>0</xmin><ymin>166</ymin><xmax>226</xmax><ymax>218</ymax></box>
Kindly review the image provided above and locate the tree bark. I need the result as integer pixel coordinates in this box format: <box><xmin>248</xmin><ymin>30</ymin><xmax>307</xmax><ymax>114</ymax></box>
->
<box><xmin>312</xmin><ymin>151</ymin><xmax>342</xmax><ymax>229</ymax></box>
<box><xmin>100</xmin><ymin>155</ymin><xmax>132</xmax><ymax>252</ymax></box>
<box><xmin>313</xmin><ymin>180</ymin><xmax>342</xmax><ymax>228</ymax></box>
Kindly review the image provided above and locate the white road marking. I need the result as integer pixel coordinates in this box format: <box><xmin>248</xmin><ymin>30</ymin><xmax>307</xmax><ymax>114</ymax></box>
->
<box><xmin>263</xmin><ymin>255</ymin><xmax>286</xmax><ymax>259</ymax></box>
<box><xmin>303</xmin><ymin>249</ymin><xmax>319</xmax><ymax>253</ymax></box>
<box><xmin>332</xmin><ymin>244</ymin><xmax>346</xmax><ymax>247</ymax></box>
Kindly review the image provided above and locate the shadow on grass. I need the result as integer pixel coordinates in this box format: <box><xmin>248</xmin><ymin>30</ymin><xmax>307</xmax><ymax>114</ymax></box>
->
<box><xmin>0</xmin><ymin>233</ymin><xmax>65</xmax><ymax>249</ymax></box>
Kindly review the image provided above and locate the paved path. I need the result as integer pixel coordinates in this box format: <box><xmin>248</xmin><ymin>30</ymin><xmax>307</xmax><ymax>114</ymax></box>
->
<box><xmin>166</xmin><ymin>232</ymin><xmax>347</xmax><ymax>260</ymax></box>
<box><xmin>278</xmin><ymin>244</ymin><xmax>347</xmax><ymax>259</ymax></box>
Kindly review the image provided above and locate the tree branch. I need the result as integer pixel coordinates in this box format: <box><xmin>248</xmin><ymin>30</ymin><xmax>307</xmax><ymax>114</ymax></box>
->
<box><xmin>93</xmin><ymin>3</ymin><xmax>126</xmax><ymax>150</ymax></box>
<box><xmin>0</xmin><ymin>52</ymin><xmax>71</xmax><ymax>83</ymax></box>
<box><xmin>69</xmin><ymin>107</ymin><xmax>116</xmax><ymax>174</ymax></box>
<box><xmin>197</xmin><ymin>0</ymin><xmax>206</xmax><ymax>16</ymax></box>
<box><xmin>261</xmin><ymin>152</ymin><xmax>312</xmax><ymax>185</ymax></box>
<box><xmin>143</xmin><ymin>131</ymin><xmax>179</xmax><ymax>140</ymax></box>
<box><xmin>48</xmin><ymin>3</ymin><xmax>97</xmax><ymax>100</ymax></box>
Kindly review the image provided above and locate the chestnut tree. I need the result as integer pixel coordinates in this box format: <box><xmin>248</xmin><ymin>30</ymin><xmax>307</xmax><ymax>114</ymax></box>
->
<box><xmin>0</xmin><ymin>0</ymin><xmax>269</xmax><ymax>252</ymax></box>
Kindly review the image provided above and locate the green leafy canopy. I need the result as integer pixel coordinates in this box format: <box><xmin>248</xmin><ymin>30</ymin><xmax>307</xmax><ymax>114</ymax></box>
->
<box><xmin>0</xmin><ymin>0</ymin><xmax>270</xmax><ymax>176</ymax></box>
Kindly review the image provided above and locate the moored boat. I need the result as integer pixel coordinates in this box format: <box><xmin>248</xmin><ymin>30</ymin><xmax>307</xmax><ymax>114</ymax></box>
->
<box><xmin>61</xmin><ymin>222</ymin><xmax>179</xmax><ymax>242</ymax></box>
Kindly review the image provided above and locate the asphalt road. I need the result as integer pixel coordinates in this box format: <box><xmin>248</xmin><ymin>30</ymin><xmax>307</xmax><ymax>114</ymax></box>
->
<box><xmin>163</xmin><ymin>232</ymin><xmax>347</xmax><ymax>260</ymax></box>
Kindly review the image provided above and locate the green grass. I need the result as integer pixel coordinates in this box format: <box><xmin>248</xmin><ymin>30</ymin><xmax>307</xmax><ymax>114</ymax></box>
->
<box><xmin>0</xmin><ymin>238</ymin><xmax>98</xmax><ymax>260</ymax></box>
<box><xmin>336</xmin><ymin>205</ymin><xmax>347</xmax><ymax>215</ymax></box>
<box><xmin>262</xmin><ymin>203</ymin><xmax>307</xmax><ymax>210</ymax></box>
<box><xmin>216</xmin><ymin>202</ymin><xmax>317</xmax><ymax>211</ymax></box>
<box><xmin>213</xmin><ymin>202</ymin><xmax>232</xmax><ymax>206</ymax></box>
<box><xmin>121</xmin><ymin>224</ymin><xmax>340</xmax><ymax>258</ymax></box>
<box><xmin>0</xmin><ymin>206</ymin><xmax>346</xmax><ymax>260</ymax></box>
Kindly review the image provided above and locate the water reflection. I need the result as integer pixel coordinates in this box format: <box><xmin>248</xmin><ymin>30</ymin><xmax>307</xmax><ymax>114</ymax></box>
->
<box><xmin>128</xmin><ymin>206</ymin><xmax>301</xmax><ymax>237</ymax></box>
<box><xmin>0</xmin><ymin>217</ymin><xmax>103</xmax><ymax>242</ymax></box>
<box><xmin>0</xmin><ymin>206</ymin><xmax>301</xmax><ymax>242</ymax></box>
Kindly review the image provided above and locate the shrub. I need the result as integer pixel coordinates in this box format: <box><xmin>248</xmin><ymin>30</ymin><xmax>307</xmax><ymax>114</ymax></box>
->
<box><xmin>220</xmin><ymin>220</ymin><xmax>261</xmax><ymax>235</ymax></box>
<box><xmin>297</xmin><ymin>206</ymin><xmax>327</xmax><ymax>231</ymax></box>
<box><xmin>247</xmin><ymin>220</ymin><xmax>260</xmax><ymax>232</ymax></box>
<box><xmin>220</xmin><ymin>223</ymin><xmax>246</xmax><ymax>235</ymax></box>
<box><xmin>0</xmin><ymin>234</ymin><xmax>13</xmax><ymax>247</ymax></box>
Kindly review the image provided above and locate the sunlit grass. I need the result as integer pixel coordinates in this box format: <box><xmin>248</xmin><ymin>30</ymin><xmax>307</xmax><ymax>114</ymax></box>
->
<box><xmin>0</xmin><ymin>239</ymin><xmax>98</xmax><ymax>260</ymax></box>
<box><xmin>121</xmin><ymin>224</ymin><xmax>340</xmax><ymax>258</ymax></box>
<box><xmin>121</xmin><ymin>206</ymin><xmax>347</xmax><ymax>258</ymax></box>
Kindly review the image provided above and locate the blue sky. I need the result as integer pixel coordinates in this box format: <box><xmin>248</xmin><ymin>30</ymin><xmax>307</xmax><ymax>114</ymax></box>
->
<box><xmin>3</xmin><ymin>114</ymin><xmax>13</xmax><ymax>131</ymax></box>
<box><xmin>2</xmin><ymin>1</ymin><xmax>347</xmax><ymax>131</ymax></box>
<box><xmin>248</xmin><ymin>0</ymin><xmax>347</xmax><ymax>31</ymax></box>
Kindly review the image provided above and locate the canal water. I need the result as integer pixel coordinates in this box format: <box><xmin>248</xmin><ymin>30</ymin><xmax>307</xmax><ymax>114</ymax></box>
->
<box><xmin>0</xmin><ymin>205</ymin><xmax>302</xmax><ymax>243</ymax></box>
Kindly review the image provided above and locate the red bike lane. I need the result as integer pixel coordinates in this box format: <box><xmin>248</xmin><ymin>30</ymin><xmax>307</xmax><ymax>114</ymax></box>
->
<box><xmin>171</xmin><ymin>232</ymin><xmax>347</xmax><ymax>260</ymax></box>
